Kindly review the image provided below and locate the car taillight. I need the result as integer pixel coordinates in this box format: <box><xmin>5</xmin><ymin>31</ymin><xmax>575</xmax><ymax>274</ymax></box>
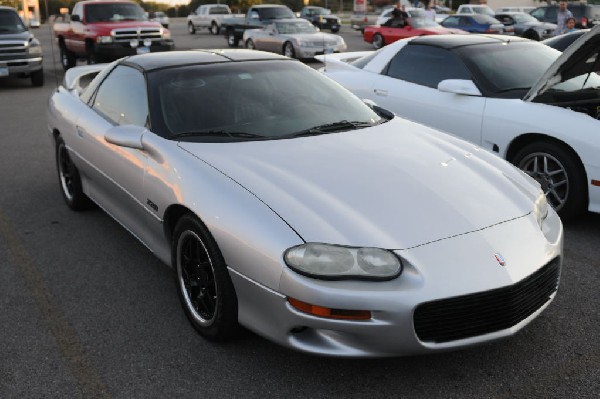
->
<box><xmin>581</xmin><ymin>17</ymin><xmax>588</xmax><ymax>27</ymax></box>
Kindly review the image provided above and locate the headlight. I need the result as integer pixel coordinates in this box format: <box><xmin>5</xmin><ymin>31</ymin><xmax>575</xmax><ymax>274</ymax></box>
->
<box><xmin>28</xmin><ymin>40</ymin><xmax>42</xmax><ymax>55</ymax></box>
<box><xmin>161</xmin><ymin>28</ymin><xmax>171</xmax><ymax>40</ymax></box>
<box><xmin>284</xmin><ymin>243</ymin><xmax>402</xmax><ymax>280</ymax></box>
<box><xmin>96</xmin><ymin>36</ymin><xmax>112</xmax><ymax>44</ymax></box>
<box><xmin>533</xmin><ymin>190</ymin><xmax>549</xmax><ymax>228</ymax></box>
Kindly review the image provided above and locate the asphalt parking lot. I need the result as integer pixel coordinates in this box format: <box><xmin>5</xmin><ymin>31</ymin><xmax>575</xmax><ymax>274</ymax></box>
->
<box><xmin>0</xmin><ymin>19</ymin><xmax>599</xmax><ymax>398</ymax></box>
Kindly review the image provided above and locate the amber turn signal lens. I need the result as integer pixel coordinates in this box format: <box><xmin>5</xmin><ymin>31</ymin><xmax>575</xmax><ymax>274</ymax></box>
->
<box><xmin>288</xmin><ymin>298</ymin><xmax>371</xmax><ymax>320</ymax></box>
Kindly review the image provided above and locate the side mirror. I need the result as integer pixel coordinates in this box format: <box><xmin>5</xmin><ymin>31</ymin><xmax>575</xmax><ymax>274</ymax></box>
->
<box><xmin>105</xmin><ymin>125</ymin><xmax>146</xmax><ymax>150</ymax></box>
<box><xmin>70</xmin><ymin>14</ymin><xmax>80</xmax><ymax>22</ymax></box>
<box><xmin>437</xmin><ymin>79</ymin><xmax>482</xmax><ymax>97</ymax></box>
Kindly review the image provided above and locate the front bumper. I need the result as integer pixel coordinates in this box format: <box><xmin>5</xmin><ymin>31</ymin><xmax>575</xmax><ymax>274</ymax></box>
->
<box><xmin>0</xmin><ymin>56</ymin><xmax>43</xmax><ymax>77</ymax></box>
<box><xmin>94</xmin><ymin>40</ymin><xmax>174</xmax><ymax>60</ymax></box>
<box><xmin>296</xmin><ymin>44</ymin><xmax>347</xmax><ymax>59</ymax></box>
<box><xmin>229</xmin><ymin>210</ymin><xmax>563</xmax><ymax>357</ymax></box>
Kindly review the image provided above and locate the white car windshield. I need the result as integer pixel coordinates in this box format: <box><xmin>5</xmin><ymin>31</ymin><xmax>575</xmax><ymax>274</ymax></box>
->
<box><xmin>148</xmin><ymin>60</ymin><xmax>386</xmax><ymax>141</ymax></box>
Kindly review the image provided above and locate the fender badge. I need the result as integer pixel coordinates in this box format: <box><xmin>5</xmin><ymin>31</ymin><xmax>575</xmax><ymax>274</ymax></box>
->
<box><xmin>494</xmin><ymin>253</ymin><xmax>506</xmax><ymax>267</ymax></box>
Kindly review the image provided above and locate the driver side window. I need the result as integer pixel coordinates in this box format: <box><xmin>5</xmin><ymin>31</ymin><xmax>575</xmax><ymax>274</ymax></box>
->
<box><xmin>92</xmin><ymin>65</ymin><xmax>148</xmax><ymax>126</ymax></box>
<box><xmin>385</xmin><ymin>45</ymin><xmax>471</xmax><ymax>89</ymax></box>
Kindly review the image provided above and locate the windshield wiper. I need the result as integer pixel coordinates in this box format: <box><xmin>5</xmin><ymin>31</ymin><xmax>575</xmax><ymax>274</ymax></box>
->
<box><xmin>283</xmin><ymin>120</ymin><xmax>377</xmax><ymax>138</ymax></box>
<box><xmin>171</xmin><ymin>130</ymin><xmax>267</xmax><ymax>140</ymax></box>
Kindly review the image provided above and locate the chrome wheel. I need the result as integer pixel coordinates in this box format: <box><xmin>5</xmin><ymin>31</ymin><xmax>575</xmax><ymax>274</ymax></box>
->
<box><xmin>227</xmin><ymin>31</ymin><xmax>238</xmax><ymax>47</ymax></box>
<box><xmin>283</xmin><ymin>42</ymin><xmax>295</xmax><ymax>58</ymax></box>
<box><xmin>518</xmin><ymin>152</ymin><xmax>569</xmax><ymax>211</ymax></box>
<box><xmin>372</xmin><ymin>34</ymin><xmax>384</xmax><ymax>49</ymax></box>
<box><xmin>210</xmin><ymin>22</ymin><xmax>219</xmax><ymax>35</ymax></box>
<box><xmin>188</xmin><ymin>22</ymin><xmax>196</xmax><ymax>34</ymax></box>
<box><xmin>245</xmin><ymin>39</ymin><xmax>255</xmax><ymax>50</ymax></box>
<box><xmin>58</xmin><ymin>143</ymin><xmax>75</xmax><ymax>202</ymax></box>
<box><xmin>177</xmin><ymin>230</ymin><xmax>217</xmax><ymax>325</ymax></box>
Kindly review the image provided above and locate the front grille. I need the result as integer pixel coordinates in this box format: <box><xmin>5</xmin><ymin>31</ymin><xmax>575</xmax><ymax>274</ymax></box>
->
<box><xmin>0</xmin><ymin>41</ymin><xmax>27</xmax><ymax>56</ymax></box>
<box><xmin>112</xmin><ymin>28</ymin><xmax>162</xmax><ymax>43</ymax></box>
<box><xmin>414</xmin><ymin>258</ymin><xmax>560</xmax><ymax>343</ymax></box>
<box><xmin>307</xmin><ymin>40</ymin><xmax>338</xmax><ymax>47</ymax></box>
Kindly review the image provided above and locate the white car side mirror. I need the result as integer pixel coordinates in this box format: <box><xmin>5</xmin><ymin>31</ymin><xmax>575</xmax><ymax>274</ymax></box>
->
<box><xmin>437</xmin><ymin>79</ymin><xmax>482</xmax><ymax>97</ymax></box>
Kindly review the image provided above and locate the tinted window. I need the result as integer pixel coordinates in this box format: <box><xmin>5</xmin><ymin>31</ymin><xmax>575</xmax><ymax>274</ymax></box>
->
<box><xmin>147</xmin><ymin>60</ymin><xmax>383</xmax><ymax>141</ymax></box>
<box><xmin>458</xmin><ymin>42</ymin><xmax>561</xmax><ymax>94</ymax></box>
<box><xmin>0</xmin><ymin>9</ymin><xmax>27</xmax><ymax>33</ymax></box>
<box><xmin>85</xmin><ymin>3</ymin><xmax>145</xmax><ymax>23</ymax></box>
<box><xmin>350</xmin><ymin>52</ymin><xmax>379</xmax><ymax>69</ymax></box>
<box><xmin>442</xmin><ymin>16</ymin><xmax>459</xmax><ymax>26</ymax></box>
<box><xmin>92</xmin><ymin>65</ymin><xmax>148</xmax><ymax>126</ymax></box>
<box><xmin>257</xmin><ymin>7</ymin><xmax>295</xmax><ymax>19</ymax></box>
<box><xmin>209</xmin><ymin>6</ymin><xmax>230</xmax><ymax>15</ymax></box>
<box><xmin>385</xmin><ymin>45</ymin><xmax>471</xmax><ymax>89</ymax></box>
<box><xmin>530</xmin><ymin>8</ymin><xmax>545</xmax><ymax>20</ymax></box>
<box><xmin>545</xmin><ymin>7</ymin><xmax>557</xmax><ymax>21</ymax></box>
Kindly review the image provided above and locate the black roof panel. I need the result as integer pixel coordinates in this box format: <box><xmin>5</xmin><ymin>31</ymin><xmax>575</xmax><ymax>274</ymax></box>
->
<box><xmin>410</xmin><ymin>34</ymin><xmax>530</xmax><ymax>49</ymax></box>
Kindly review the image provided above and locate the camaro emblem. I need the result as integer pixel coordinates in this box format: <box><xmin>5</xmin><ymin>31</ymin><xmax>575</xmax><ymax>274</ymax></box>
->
<box><xmin>494</xmin><ymin>253</ymin><xmax>506</xmax><ymax>267</ymax></box>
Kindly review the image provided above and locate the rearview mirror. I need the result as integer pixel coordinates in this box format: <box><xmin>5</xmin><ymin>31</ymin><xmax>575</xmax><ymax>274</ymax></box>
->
<box><xmin>105</xmin><ymin>125</ymin><xmax>146</xmax><ymax>150</ymax></box>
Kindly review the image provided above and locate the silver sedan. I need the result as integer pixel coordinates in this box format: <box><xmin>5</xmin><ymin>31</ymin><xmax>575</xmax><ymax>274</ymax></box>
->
<box><xmin>243</xmin><ymin>18</ymin><xmax>346</xmax><ymax>59</ymax></box>
<box><xmin>47</xmin><ymin>50</ymin><xmax>562</xmax><ymax>357</ymax></box>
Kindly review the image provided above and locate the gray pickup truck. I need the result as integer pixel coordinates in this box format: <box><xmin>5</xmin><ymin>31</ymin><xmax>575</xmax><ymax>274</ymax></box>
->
<box><xmin>221</xmin><ymin>4</ymin><xmax>295</xmax><ymax>47</ymax></box>
<box><xmin>0</xmin><ymin>6</ymin><xmax>44</xmax><ymax>86</ymax></box>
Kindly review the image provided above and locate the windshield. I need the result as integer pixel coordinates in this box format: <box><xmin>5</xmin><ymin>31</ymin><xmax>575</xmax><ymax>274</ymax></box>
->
<box><xmin>410</xmin><ymin>18</ymin><xmax>440</xmax><ymax>28</ymax></box>
<box><xmin>512</xmin><ymin>13</ymin><xmax>537</xmax><ymax>23</ymax></box>
<box><xmin>85</xmin><ymin>3</ymin><xmax>146</xmax><ymax>23</ymax></box>
<box><xmin>459</xmin><ymin>41</ymin><xmax>600</xmax><ymax>94</ymax></box>
<box><xmin>473</xmin><ymin>6</ymin><xmax>495</xmax><ymax>16</ymax></box>
<box><xmin>276</xmin><ymin>20</ymin><xmax>317</xmax><ymax>34</ymax></box>
<box><xmin>148</xmin><ymin>60</ymin><xmax>384</xmax><ymax>142</ymax></box>
<box><xmin>258</xmin><ymin>7</ymin><xmax>295</xmax><ymax>20</ymax></box>
<box><xmin>0</xmin><ymin>9</ymin><xmax>27</xmax><ymax>33</ymax></box>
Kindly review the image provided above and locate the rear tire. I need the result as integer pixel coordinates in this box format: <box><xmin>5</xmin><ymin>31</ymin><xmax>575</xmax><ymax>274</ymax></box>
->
<box><xmin>59</xmin><ymin>43</ymin><xmax>76</xmax><ymax>70</ymax></box>
<box><xmin>372</xmin><ymin>33</ymin><xmax>385</xmax><ymax>49</ymax></box>
<box><xmin>30</xmin><ymin>69</ymin><xmax>44</xmax><ymax>87</ymax></box>
<box><xmin>210</xmin><ymin>21</ymin><xmax>220</xmax><ymax>35</ymax></box>
<box><xmin>226</xmin><ymin>30</ymin><xmax>239</xmax><ymax>47</ymax></box>
<box><xmin>55</xmin><ymin>136</ymin><xmax>93</xmax><ymax>211</ymax></box>
<box><xmin>188</xmin><ymin>22</ymin><xmax>196</xmax><ymax>34</ymax></box>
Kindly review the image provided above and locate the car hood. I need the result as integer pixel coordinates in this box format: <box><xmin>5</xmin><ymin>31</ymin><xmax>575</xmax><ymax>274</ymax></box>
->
<box><xmin>0</xmin><ymin>31</ymin><xmax>32</xmax><ymax>41</ymax></box>
<box><xmin>178</xmin><ymin>118</ymin><xmax>535</xmax><ymax>249</ymax></box>
<box><xmin>524</xmin><ymin>24</ymin><xmax>600</xmax><ymax>101</ymax></box>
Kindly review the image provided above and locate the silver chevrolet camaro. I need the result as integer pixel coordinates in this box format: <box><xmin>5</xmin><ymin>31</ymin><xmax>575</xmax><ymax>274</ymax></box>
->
<box><xmin>47</xmin><ymin>50</ymin><xmax>563</xmax><ymax>357</ymax></box>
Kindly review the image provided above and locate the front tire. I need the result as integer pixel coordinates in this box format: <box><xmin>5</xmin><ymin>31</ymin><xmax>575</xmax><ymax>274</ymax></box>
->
<box><xmin>245</xmin><ymin>39</ymin><xmax>255</xmax><ymax>50</ymax></box>
<box><xmin>283</xmin><ymin>41</ymin><xmax>296</xmax><ymax>58</ymax></box>
<box><xmin>210</xmin><ymin>21</ymin><xmax>220</xmax><ymax>35</ymax></box>
<box><xmin>172</xmin><ymin>214</ymin><xmax>238</xmax><ymax>341</ymax></box>
<box><xmin>372</xmin><ymin>33</ymin><xmax>385</xmax><ymax>49</ymax></box>
<box><xmin>512</xmin><ymin>141</ymin><xmax>587</xmax><ymax>221</ymax></box>
<box><xmin>226</xmin><ymin>29</ymin><xmax>239</xmax><ymax>47</ymax></box>
<box><xmin>55</xmin><ymin>137</ymin><xmax>93</xmax><ymax>211</ymax></box>
<box><xmin>59</xmin><ymin>43</ymin><xmax>76</xmax><ymax>70</ymax></box>
<box><xmin>188</xmin><ymin>22</ymin><xmax>196</xmax><ymax>34</ymax></box>
<box><xmin>30</xmin><ymin>69</ymin><xmax>44</xmax><ymax>87</ymax></box>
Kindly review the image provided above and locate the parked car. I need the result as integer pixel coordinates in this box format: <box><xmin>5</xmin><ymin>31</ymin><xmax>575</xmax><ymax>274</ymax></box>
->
<box><xmin>375</xmin><ymin>7</ymin><xmax>426</xmax><ymax>26</ymax></box>
<box><xmin>53</xmin><ymin>1</ymin><xmax>173</xmax><ymax>70</ymax></box>
<box><xmin>441</xmin><ymin>14</ymin><xmax>513</xmax><ymax>35</ymax></box>
<box><xmin>456</xmin><ymin>4</ymin><xmax>495</xmax><ymax>17</ymax></box>
<box><xmin>0</xmin><ymin>6</ymin><xmax>44</xmax><ymax>86</ymax></box>
<box><xmin>244</xmin><ymin>19</ymin><xmax>346</xmax><ymax>59</ymax></box>
<box><xmin>530</xmin><ymin>3</ymin><xmax>600</xmax><ymax>29</ymax></box>
<box><xmin>28</xmin><ymin>17</ymin><xmax>40</xmax><ymax>28</ymax></box>
<box><xmin>364</xmin><ymin>18</ymin><xmax>468</xmax><ymax>49</ymax></box>
<box><xmin>350</xmin><ymin>11</ymin><xmax>379</xmax><ymax>33</ymax></box>
<box><xmin>495</xmin><ymin>6</ymin><xmax>535</xmax><ymax>14</ymax></box>
<box><xmin>221</xmin><ymin>4</ymin><xmax>295</xmax><ymax>47</ymax></box>
<box><xmin>317</xmin><ymin>28</ymin><xmax>600</xmax><ymax>220</ymax></box>
<box><xmin>47</xmin><ymin>49</ymin><xmax>563</xmax><ymax>357</ymax></box>
<box><xmin>299</xmin><ymin>6</ymin><xmax>341</xmax><ymax>33</ymax></box>
<box><xmin>147</xmin><ymin>11</ymin><xmax>169</xmax><ymax>28</ymax></box>
<box><xmin>542</xmin><ymin>28</ymin><xmax>589</xmax><ymax>51</ymax></box>
<box><xmin>187</xmin><ymin>3</ymin><xmax>243</xmax><ymax>35</ymax></box>
<box><xmin>495</xmin><ymin>12</ymin><xmax>556</xmax><ymax>41</ymax></box>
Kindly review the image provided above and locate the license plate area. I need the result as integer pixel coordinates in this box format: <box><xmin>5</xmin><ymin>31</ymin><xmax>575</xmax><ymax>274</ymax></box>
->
<box><xmin>136</xmin><ymin>47</ymin><xmax>150</xmax><ymax>55</ymax></box>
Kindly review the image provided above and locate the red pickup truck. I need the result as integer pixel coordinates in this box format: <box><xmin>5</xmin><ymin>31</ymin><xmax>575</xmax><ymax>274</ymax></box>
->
<box><xmin>54</xmin><ymin>0</ymin><xmax>174</xmax><ymax>70</ymax></box>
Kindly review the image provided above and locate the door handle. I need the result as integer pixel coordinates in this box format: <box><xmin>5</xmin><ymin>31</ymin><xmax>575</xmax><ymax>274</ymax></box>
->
<box><xmin>76</xmin><ymin>125</ymin><xmax>87</xmax><ymax>138</ymax></box>
<box><xmin>374</xmin><ymin>89</ymin><xmax>388</xmax><ymax>97</ymax></box>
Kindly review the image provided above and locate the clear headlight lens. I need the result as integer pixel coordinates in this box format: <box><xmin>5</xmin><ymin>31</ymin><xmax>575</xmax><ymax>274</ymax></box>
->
<box><xmin>96</xmin><ymin>36</ymin><xmax>112</xmax><ymax>44</ymax></box>
<box><xmin>534</xmin><ymin>190</ymin><xmax>549</xmax><ymax>228</ymax></box>
<box><xmin>161</xmin><ymin>28</ymin><xmax>171</xmax><ymax>39</ymax></box>
<box><xmin>28</xmin><ymin>40</ymin><xmax>42</xmax><ymax>55</ymax></box>
<box><xmin>284</xmin><ymin>243</ymin><xmax>402</xmax><ymax>280</ymax></box>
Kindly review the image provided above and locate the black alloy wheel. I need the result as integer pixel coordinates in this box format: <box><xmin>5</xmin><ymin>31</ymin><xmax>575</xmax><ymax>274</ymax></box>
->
<box><xmin>55</xmin><ymin>137</ymin><xmax>93</xmax><ymax>211</ymax></box>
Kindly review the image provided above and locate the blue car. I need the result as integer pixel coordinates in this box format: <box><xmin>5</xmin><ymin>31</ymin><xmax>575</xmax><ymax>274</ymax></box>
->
<box><xmin>441</xmin><ymin>14</ymin><xmax>512</xmax><ymax>34</ymax></box>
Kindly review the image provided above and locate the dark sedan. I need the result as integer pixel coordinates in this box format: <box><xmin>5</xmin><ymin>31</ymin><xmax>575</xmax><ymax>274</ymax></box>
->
<box><xmin>299</xmin><ymin>6</ymin><xmax>341</xmax><ymax>33</ymax></box>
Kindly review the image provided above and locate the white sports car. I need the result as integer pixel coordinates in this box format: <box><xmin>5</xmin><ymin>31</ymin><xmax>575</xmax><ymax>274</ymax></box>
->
<box><xmin>47</xmin><ymin>50</ymin><xmax>562</xmax><ymax>357</ymax></box>
<box><xmin>317</xmin><ymin>27</ymin><xmax>600</xmax><ymax>220</ymax></box>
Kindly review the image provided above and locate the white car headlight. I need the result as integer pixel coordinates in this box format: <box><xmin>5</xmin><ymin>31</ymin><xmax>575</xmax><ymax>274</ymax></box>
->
<box><xmin>161</xmin><ymin>28</ymin><xmax>171</xmax><ymax>40</ymax></box>
<box><xmin>534</xmin><ymin>190</ymin><xmax>549</xmax><ymax>228</ymax></box>
<box><xmin>96</xmin><ymin>36</ymin><xmax>112</xmax><ymax>44</ymax></box>
<box><xmin>284</xmin><ymin>243</ymin><xmax>402</xmax><ymax>280</ymax></box>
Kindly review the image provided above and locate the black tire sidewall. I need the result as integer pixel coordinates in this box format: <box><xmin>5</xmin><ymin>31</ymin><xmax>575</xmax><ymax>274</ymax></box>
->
<box><xmin>55</xmin><ymin>137</ymin><xmax>91</xmax><ymax>211</ymax></box>
<box><xmin>172</xmin><ymin>214</ymin><xmax>238</xmax><ymax>341</ymax></box>
<box><xmin>512</xmin><ymin>141</ymin><xmax>587</xmax><ymax>221</ymax></box>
